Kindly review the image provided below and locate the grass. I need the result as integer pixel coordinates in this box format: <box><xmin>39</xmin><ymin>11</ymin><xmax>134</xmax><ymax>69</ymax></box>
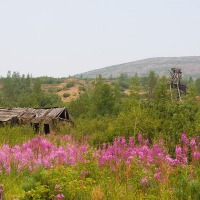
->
<box><xmin>0</xmin><ymin>125</ymin><xmax>35</xmax><ymax>147</ymax></box>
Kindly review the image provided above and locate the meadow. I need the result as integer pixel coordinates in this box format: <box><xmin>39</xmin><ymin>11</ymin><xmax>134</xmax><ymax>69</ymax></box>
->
<box><xmin>0</xmin><ymin>126</ymin><xmax>200</xmax><ymax>199</ymax></box>
<box><xmin>1</xmin><ymin>72</ymin><xmax>200</xmax><ymax>199</ymax></box>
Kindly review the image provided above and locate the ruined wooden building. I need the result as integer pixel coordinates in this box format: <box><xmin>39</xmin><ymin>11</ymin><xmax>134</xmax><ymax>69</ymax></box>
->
<box><xmin>0</xmin><ymin>107</ymin><xmax>73</xmax><ymax>134</ymax></box>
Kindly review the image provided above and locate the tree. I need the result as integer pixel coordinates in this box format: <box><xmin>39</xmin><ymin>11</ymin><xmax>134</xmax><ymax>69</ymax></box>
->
<box><xmin>154</xmin><ymin>76</ymin><xmax>170</xmax><ymax>104</ymax></box>
<box><xmin>117</xmin><ymin>73</ymin><xmax>130</xmax><ymax>90</ymax></box>
<box><xmin>195</xmin><ymin>77</ymin><xmax>200</xmax><ymax>95</ymax></box>
<box><xmin>68</xmin><ymin>93</ymin><xmax>91</xmax><ymax>119</ymax></box>
<box><xmin>147</xmin><ymin>71</ymin><xmax>158</xmax><ymax>99</ymax></box>
<box><xmin>186</xmin><ymin>82</ymin><xmax>197</xmax><ymax>103</ymax></box>
<box><xmin>188</xmin><ymin>76</ymin><xmax>194</xmax><ymax>85</ymax></box>
<box><xmin>91</xmin><ymin>80</ymin><xmax>115</xmax><ymax>116</ymax></box>
<box><xmin>153</xmin><ymin>76</ymin><xmax>171</xmax><ymax>119</ymax></box>
<box><xmin>130</xmin><ymin>73</ymin><xmax>141</xmax><ymax>98</ymax></box>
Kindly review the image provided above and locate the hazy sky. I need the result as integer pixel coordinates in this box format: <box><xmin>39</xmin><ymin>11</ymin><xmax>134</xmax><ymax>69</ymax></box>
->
<box><xmin>0</xmin><ymin>0</ymin><xmax>200</xmax><ymax>77</ymax></box>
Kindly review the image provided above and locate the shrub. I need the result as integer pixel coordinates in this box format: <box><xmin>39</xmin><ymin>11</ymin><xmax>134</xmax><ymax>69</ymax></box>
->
<box><xmin>78</xmin><ymin>86</ymin><xmax>86</xmax><ymax>92</ymax></box>
<box><xmin>47</xmin><ymin>88</ymin><xmax>55</xmax><ymax>93</ymax></box>
<box><xmin>21</xmin><ymin>165</ymin><xmax>96</xmax><ymax>200</ymax></box>
<box><xmin>63</xmin><ymin>93</ymin><xmax>70</xmax><ymax>98</ymax></box>
<box><xmin>66</xmin><ymin>81</ymin><xmax>75</xmax><ymax>89</ymax></box>
<box><xmin>56</xmin><ymin>88</ymin><xmax>62</xmax><ymax>92</ymax></box>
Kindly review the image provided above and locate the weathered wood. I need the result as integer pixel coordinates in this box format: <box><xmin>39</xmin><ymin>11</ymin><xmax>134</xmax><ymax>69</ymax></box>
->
<box><xmin>0</xmin><ymin>107</ymin><xmax>74</xmax><ymax>134</ymax></box>
<box><xmin>169</xmin><ymin>68</ymin><xmax>187</xmax><ymax>101</ymax></box>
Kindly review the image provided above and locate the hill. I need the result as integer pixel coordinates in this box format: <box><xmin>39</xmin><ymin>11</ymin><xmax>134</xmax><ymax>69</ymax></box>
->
<box><xmin>41</xmin><ymin>78</ymin><xmax>92</xmax><ymax>102</ymax></box>
<box><xmin>75</xmin><ymin>56</ymin><xmax>200</xmax><ymax>78</ymax></box>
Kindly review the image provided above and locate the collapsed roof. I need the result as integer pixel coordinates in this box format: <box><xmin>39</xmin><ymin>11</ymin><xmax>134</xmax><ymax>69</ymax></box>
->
<box><xmin>0</xmin><ymin>107</ymin><xmax>72</xmax><ymax>123</ymax></box>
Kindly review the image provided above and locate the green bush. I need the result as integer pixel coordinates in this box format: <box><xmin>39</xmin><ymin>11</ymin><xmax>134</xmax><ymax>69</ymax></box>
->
<box><xmin>56</xmin><ymin>88</ymin><xmax>62</xmax><ymax>92</ymax></box>
<box><xmin>66</xmin><ymin>81</ymin><xmax>75</xmax><ymax>89</ymax></box>
<box><xmin>78</xmin><ymin>85</ymin><xmax>86</xmax><ymax>92</ymax></box>
<box><xmin>63</xmin><ymin>93</ymin><xmax>70</xmax><ymax>98</ymax></box>
<box><xmin>21</xmin><ymin>165</ymin><xmax>97</xmax><ymax>200</ymax></box>
<box><xmin>47</xmin><ymin>88</ymin><xmax>55</xmax><ymax>93</ymax></box>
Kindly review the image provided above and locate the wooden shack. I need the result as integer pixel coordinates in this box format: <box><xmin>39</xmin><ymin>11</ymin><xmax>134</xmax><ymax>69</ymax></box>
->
<box><xmin>0</xmin><ymin>107</ymin><xmax>73</xmax><ymax>134</ymax></box>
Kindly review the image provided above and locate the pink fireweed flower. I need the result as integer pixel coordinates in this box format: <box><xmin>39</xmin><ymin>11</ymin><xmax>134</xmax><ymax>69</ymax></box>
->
<box><xmin>0</xmin><ymin>135</ymin><xmax>93</xmax><ymax>174</ymax></box>
<box><xmin>145</xmin><ymin>139</ymin><xmax>149</xmax><ymax>145</ymax></box>
<box><xmin>183</xmin><ymin>146</ymin><xmax>188</xmax><ymax>155</ymax></box>
<box><xmin>0</xmin><ymin>133</ymin><xmax>199</xmax><ymax>175</ymax></box>
<box><xmin>129</xmin><ymin>137</ymin><xmax>135</xmax><ymax>148</ymax></box>
<box><xmin>165</xmin><ymin>155</ymin><xmax>176</xmax><ymax>166</ymax></box>
<box><xmin>17</xmin><ymin>164</ymin><xmax>22</xmax><ymax>173</ymax></box>
<box><xmin>56</xmin><ymin>193</ymin><xmax>65</xmax><ymax>199</ymax></box>
<box><xmin>175</xmin><ymin>145</ymin><xmax>187</xmax><ymax>165</ymax></box>
<box><xmin>138</xmin><ymin>134</ymin><xmax>143</xmax><ymax>143</ymax></box>
<box><xmin>28</xmin><ymin>165</ymin><xmax>33</xmax><ymax>171</ymax></box>
<box><xmin>175</xmin><ymin>146</ymin><xmax>182</xmax><ymax>156</ymax></box>
<box><xmin>193</xmin><ymin>151</ymin><xmax>200</xmax><ymax>160</ymax></box>
<box><xmin>190</xmin><ymin>139</ymin><xmax>196</xmax><ymax>149</ymax></box>
<box><xmin>181</xmin><ymin>133</ymin><xmax>189</xmax><ymax>145</ymax></box>
<box><xmin>126</xmin><ymin>156</ymin><xmax>134</xmax><ymax>164</ymax></box>
<box><xmin>141</xmin><ymin>177</ymin><xmax>147</xmax><ymax>185</ymax></box>
<box><xmin>120</xmin><ymin>137</ymin><xmax>126</xmax><ymax>146</ymax></box>
<box><xmin>102</xmin><ymin>143</ymin><xmax>107</xmax><ymax>150</ymax></box>
<box><xmin>154</xmin><ymin>172</ymin><xmax>161</xmax><ymax>181</ymax></box>
<box><xmin>55</xmin><ymin>184</ymin><xmax>62</xmax><ymax>190</ymax></box>
<box><xmin>80</xmin><ymin>145</ymin><xmax>87</xmax><ymax>152</ymax></box>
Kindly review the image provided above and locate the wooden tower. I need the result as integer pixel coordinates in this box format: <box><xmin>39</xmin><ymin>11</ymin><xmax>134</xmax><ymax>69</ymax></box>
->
<box><xmin>169</xmin><ymin>68</ymin><xmax>187</xmax><ymax>101</ymax></box>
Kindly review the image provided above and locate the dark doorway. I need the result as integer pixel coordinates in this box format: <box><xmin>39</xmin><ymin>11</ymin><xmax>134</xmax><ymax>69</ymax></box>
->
<box><xmin>59</xmin><ymin>110</ymin><xmax>66</xmax><ymax>119</ymax></box>
<box><xmin>44</xmin><ymin>124</ymin><xmax>50</xmax><ymax>134</ymax></box>
<box><xmin>33</xmin><ymin>123</ymin><xmax>39</xmax><ymax>133</ymax></box>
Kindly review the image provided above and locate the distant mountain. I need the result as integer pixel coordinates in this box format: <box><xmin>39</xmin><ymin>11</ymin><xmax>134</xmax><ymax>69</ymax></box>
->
<box><xmin>75</xmin><ymin>56</ymin><xmax>200</xmax><ymax>78</ymax></box>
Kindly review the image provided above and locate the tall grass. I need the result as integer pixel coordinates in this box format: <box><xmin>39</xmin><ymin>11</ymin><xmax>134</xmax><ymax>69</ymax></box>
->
<box><xmin>0</xmin><ymin>125</ymin><xmax>35</xmax><ymax>146</ymax></box>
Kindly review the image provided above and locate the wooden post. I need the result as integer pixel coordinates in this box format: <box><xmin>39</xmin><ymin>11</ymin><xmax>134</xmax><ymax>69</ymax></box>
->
<box><xmin>169</xmin><ymin>68</ymin><xmax>186</xmax><ymax>101</ymax></box>
<box><xmin>177</xmin><ymin>83</ymin><xmax>182</xmax><ymax>101</ymax></box>
<box><xmin>0</xmin><ymin>184</ymin><xmax>4</xmax><ymax>200</ymax></box>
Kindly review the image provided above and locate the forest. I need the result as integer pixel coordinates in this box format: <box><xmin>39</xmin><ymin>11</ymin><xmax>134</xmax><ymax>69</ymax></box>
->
<box><xmin>0</xmin><ymin>71</ymin><xmax>200</xmax><ymax>199</ymax></box>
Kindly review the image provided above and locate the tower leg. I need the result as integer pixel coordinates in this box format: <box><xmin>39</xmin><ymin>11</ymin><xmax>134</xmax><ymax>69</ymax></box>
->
<box><xmin>177</xmin><ymin>83</ymin><xmax>181</xmax><ymax>101</ymax></box>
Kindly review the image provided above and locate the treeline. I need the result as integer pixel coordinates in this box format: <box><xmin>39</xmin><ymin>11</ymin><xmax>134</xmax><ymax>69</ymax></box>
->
<box><xmin>0</xmin><ymin>71</ymin><xmax>63</xmax><ymax>107</ymax></box>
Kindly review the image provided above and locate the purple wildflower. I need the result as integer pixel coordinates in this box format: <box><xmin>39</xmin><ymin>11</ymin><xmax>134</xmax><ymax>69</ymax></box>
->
<box><xmin>55</xmin><ymin>184</ymin><xmax>62</xmax><ymax>190</ymax></box>
<box><xmin>56</xmin><ymin>193</ymin><xmax>65</xmax><ymax>199</ymax></box>
<box><xmin>190</xmin><ymin>139</ymin><xmax>196</xmax><ymax>148</ymax></box>
<box><xmin>181</xmin><ymin>133</ymin><xmax>189</xmax><ymax>145</ymax></box>
<box><xmin>141</xmin><ymin>177</ymin><xmax>147</xmax><ymax>185</ymax></box>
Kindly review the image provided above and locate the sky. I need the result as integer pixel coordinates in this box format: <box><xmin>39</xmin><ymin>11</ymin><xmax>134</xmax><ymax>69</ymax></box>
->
<box><xmin>0</xmin><ymin>0</ymin><xmax>200</xmax><ymax>77</ymax></box>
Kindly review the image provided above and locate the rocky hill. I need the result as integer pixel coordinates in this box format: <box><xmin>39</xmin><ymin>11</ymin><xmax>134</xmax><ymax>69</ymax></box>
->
<box><xmin>75</xmin><ymin>56</ymin><xmax>200</xmax><ymax>78</ymax></box>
